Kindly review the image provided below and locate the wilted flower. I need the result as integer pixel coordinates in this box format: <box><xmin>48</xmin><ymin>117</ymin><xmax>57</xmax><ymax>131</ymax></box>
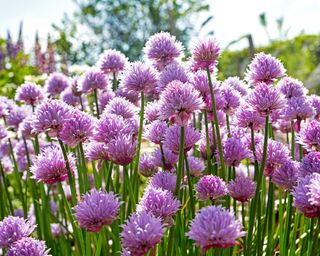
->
<box><xmin>7</xmin><ymin>237</ymin><xmax>49</xmax><ymax>256</ymax></box>
<box><xmin>45</xmin><ymin>72</ymin><xmax>70</xmax><ymax>97</ymax></box>
<box><xmin>277</xmin><ymin>77</ymin><xmax>307</xmax><ymax>99</ymax></box>
<box><xmin>139</xmin><ymin>153</ymin><xmax>158</xmax><ymax>177</ymax></box>
<box><xmin>104</xmin><ymin>97</ymin><xmax>137</xmax><ymax>119</ymax></box>
<box><xmin>228</xmin><ymin>176</ymin><xmax>256</xmax><ymax>202</ymax></box>
<box><xmin>98</xmin><ymin>49</ymin><xmax>128</xmax><ymax>75</ymax></box>
<box><xmin>196</xmin><ymin>175</ymin><xmax>228</xmax><ymax>201</ymax></box>
<box><xmin>272</xmin><ymin>160</ymin><xmax>299</xmax><ymax>191</ymax></box>
<box><xmin>80</xmin><ymin>69</ymin><xmax>108</xmax><ymax>93</ymax></box>
<box><xmin>121</xmin><ymin>212</ymin><xmax>164</xmax><ymax>256</ymax></box>
<box><xmin>190</xmin><ymin>38</ymin><xmax>221</xmax><ymax>71</ymax></box>
<box><xmin>298</xmin><ymin>120</ymin><xmax>320</xmax><ymax>151</ymax></box>
<box><xmin>15</xmin><ymin>82</ymin><xmax>44</xmax><ymax>105</ymax></box>
<box><xmin>144</xmin><ymin>32</ymin><xmax>183</xmax><ymax>70</ymax></box>
<box><xmin>245</xmin><ymin>53</ymin><xmax>286</xmax><ymax>85</ymax></box>
<box><xmin>149</xmin><ymin>171</ymin><xmax>177</xmax><ymax>193</ymax></box>
<box><xmin>187</xmin><ymin>206</ymin><xmax>245</xmax><ymax>252</ymax></box>
<box><xmin>164</xmin><ymin>125</ymin><xmax>201</xmax><ymax>153</ymax></box>
<box><xmin>31</xmin><ymin>145</ymin><xmax>76</xmax><ymax>184</ymax></box>
<box><xmin>73</xmin><ymin>190</ymin><xmax>120</xmax><ymax>232</ymax></box>
<box><xmin>107</xmin><ymin>134</ymin><xmax>137</xmax><ymax>165</ymax></box>
<box><xmin>0</xmin><ymin>216</ymin><xmax>35</xmax><ymax>248</ymax></box>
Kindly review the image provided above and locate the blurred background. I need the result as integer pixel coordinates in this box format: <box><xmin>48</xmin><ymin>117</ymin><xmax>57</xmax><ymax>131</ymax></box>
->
<box><xmin>0</xmin><ymin>0</ymin><xmax>319</xmax><ymax>97</ymax></box>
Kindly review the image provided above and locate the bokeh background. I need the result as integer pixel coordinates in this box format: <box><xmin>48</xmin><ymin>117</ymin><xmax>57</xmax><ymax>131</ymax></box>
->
<box><xmin>0</xmin><ymin>0</ymin><xmax>319</xmax><ymax>97</ymax></box>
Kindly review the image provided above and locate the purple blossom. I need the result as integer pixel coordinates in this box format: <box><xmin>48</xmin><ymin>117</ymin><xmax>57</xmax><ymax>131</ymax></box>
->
<box><xmin>116</xmin><ymin>86</ymin><xmax>140</xmax><ymax>106</ymax></box>
<box><xmin>139</xmin><ymin>153</ymin><xmax>158</xmax><ymax>177</ymax></box>
<box><xmin>31</xmin><ymin>145</ymin><xmax>76</xmax><ymax>184</ymax></box>
<box><xmin>236</xmin><ymin>104</ymin><xmax>265</xmax><ymax>130</ymax></box>
<box><xmin>248</xmin><ymin>83</ymin><xmax>286</xmax><ymax>115</ymax></box>
<box><xmin>190</xmin><ymin>38</ymin><xmax>221</xmax><ymax>71</ymax></box>
<box><xmin>80</xmin><ymin>69</ymin><xmax>108</xmax><ymax>93</ymax></box>
<box><xmin>15</xmin><ymin>82</ymin><xmax>44</xmax><ymax>105</ymax></box>
<box><xmin>284</xmin><ymin>96</ymin><xmax>314</xmax><ymax>121</ymax></box>
<box><xmin>0</xmin><ymin>100</ymin><xmax>9</xmax><ymax>118</ymax></box>
<box><xmin>187</xmin><ymin>206</ymin><xmax>245</xmax><ymax>252</ymax></box>
<box><xmin>145</xmin><ymin>101</ymin><xmax>161</xmax><ymax>122</ymax></box>
<box><xmin>307</xmin><ymin>173</ymin><xmax>320</xmax><ymax>207</ymax></box>
<box><xmin>107</xmin><ymin>134</ymin><xmax>137</xmax><ymax>165</ymax></box>
<box><xmin>144</xmin><ymin>32</ymin><xmax>183</xmax><ymax>70</ymax></box>
<box><xmin>228</xmin><ymin>176</ymin><xmax>256</xmax><ymax>202</ymax></box>
<box><xmin>310</xmin><ymin>95</ymin><xmax>320</xmax><ymax>119</ymax></box>
<box><xmin>245</xmin><ymin>53</ymin><xmax>286</xmax><ymax>85</ymax></box>
<box><xmin>256</xmin><ymin>139</ymin><xmax>290</xmax><ymax>176</ymax></box>
<box><xmin>159</xmin><ymin>81</ymin><xmax>203</xmax><ymax>126</ymax></box>
<box><xmin>152</xmin><ymin>146</ymin><xmax>178</xmax><ymax>171</ymax></box>
<box><xmin>299</xmin><ymin>152</ymin><xmax>320</xmax><ymax>177</ymax></box>
<box><xmin>191</xmin><ymin>71</ymin><xmax>211</xmax><ymax>99</ymax></box>
<box><xmin>292</xmin><ymin>174</ymin><xmax>320</xmax><ymax>218</ymax></box>
<box><xmin>137</xmin><ymin>187</ymin><xmax>180</xmax><ymax>221</ymax></box>
<box><xmin>98</xmin><ymin>49</ymin><xmax>128</xmax><ymax>75</ymax></box>
<box><xmin>164</xmin><ymin>125</ymin><xmax>201</xmax><ymax>153</ymax></box>
<box><xmin>104</xmin><ymin>97</ymin><xmax>137</xmax><ymax>119</ymax></box>
<box><xmin>221</xmin><ymin>85</ymin><xmax>241</xmax><ymax>115</ymax></box>
<box><xmin>222</xmin><ymin>137</ymin><xmax>251</xmax><ymax>167</ymax></box>
<box><xmin>0</xmin><ymin>216</ymin><xmax>35</xmax><ymax>248</ymax></box>
<box><xmin>84</xmin><ymin>142</ymin><xmax>109</xmax><ymax>161</ymax></box>
<box><xmin>60</xmin><ymin>88</ymin><xmax>82</xmax><ymax>107</ymax></box>
<box><xmin>222</xmin><ymin>77</ymin><xmax>248</xmax><ymax>96</ymax></box>
<box><xmin>51</xmin><ymin>223</ymin><xmax>63</xmax><ymax>239</ymax></box>
<box><xmin>6</xmin><ymin>106</ymin><xmax>27</xmax><ymax>131</ymax></box>
<box><xmin>70</xmin><ymin>77</ymin><xmax>82</xmax><ymax>96</ymax></box>
<box><xmin>121</xmin><ymin>212</ymin><xmax>164</xmax><ymax>256</ymax></box>
<box><xmin>272</xmin><ymin>160</ymin><xmax>299</xmax><ymax>191</ymax></box>
<box><xmin>73</xmin><ymin>190</ymin><xmax>120</xmax><ymax>232</ymax></box>
<box><xmin>32</xmin><ymin>99</ymin><xmax>73</xmax><ymax>137</ymax></box>
<box><xmin>99</xmin><ymin>89</ymin><xmax>115</xmax><ymax>113</ymax></box>
<box><xmin>145</xmin><ymin>120</ymin><xmax>167</xmax><ymax>144</ymax></box>
<box><xmin>186</xmin><ymin>155</ymin><xmax>205</xmax><ymax>177</ymax></box>
<box><xmin>7</xmin><ymin>237</ymin><xmax>49</xmax><ymax>256</ymax></box>
<box><xmin>298</xmin><ymin>120</ymin><xmax>320</xmax><ymax>151</ymax></box>
<box><xmin>149</xmin><ymin>171</ymin><xmax>177</xmax><ymax>193</ymax></box>
<box><xmin>121</xmin><ymin>62</ymin><xmax>158</xmax><ymax>95</ymax></box>
<box><xmin>0</xmin><ymin>125</ymin><xmax>7</xmax><ymax>140</ymax></box>
<box><xmin>45</xmin><ymin>72</ymin><xmax>70</xmax><ymax>97</ymax></box>
<box><xmin>196</xmin><ymin>175</ymin><xmax>228</xmax><ymax>201</ymax></box>
<box><xmin>58</xmin><ymin>111</ymin><xmax>94</xmax><ymax>148</ymax></box>
<box><xmin>277</xmin><ymin>77</ymin><xmax>307</xmax><ymax>99</ymax></box>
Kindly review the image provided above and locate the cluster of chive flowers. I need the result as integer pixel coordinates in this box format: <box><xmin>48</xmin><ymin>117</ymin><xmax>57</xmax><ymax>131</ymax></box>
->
<box><xmin>0</xmin><ymin>30</ymin><xmax>320</xmax><ymax>256</ymax></box>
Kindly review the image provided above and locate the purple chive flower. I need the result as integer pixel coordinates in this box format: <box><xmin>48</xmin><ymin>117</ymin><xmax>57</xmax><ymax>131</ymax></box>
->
<box><xmin>187</xmin><ymin>206</ymin><xmax>245</xmax><ymax>252</ymax></box>
<box><xmin>164</xmin><ymin>125</ymin><xmax>201</xmax><ymax>153</ymax></box>
<box><xmin>98</xmin><ymin>49</ymin><xmax>128</xmax><ymax>75</ymax></box>
<box><xmin>145</xmin><ymin>120</ymin><xmax>167</xmax><ymax>144</ymax></box>
<box><xmin>137</xmin><ymin>187</ymin><xmax>180</xmax><ymax>221</ymax></box>
<box><xmin>104</xmin><ymin>97</ymin><xmax>137</xmax><ymax>119</ymax></box>
<box><xmin>121</xmin><ymin>212</ymin><xmax>164</xmax><ymax>256</ymax></box>
<box><xmin>191</xmin><ymin>71</ymin><xmax>211</xmax><ymax>99</ymax></box>
<box><xmin>51</xmin><ymin>223</ymin><xmax>63</xmax><ymax>239</ymax></box>
<box><xmin>0</xmin><ymin>141</ymin><xmax>11</xmax><ymax>158</ymax></box>
<box><xmin>0</xmin><ymin>100</ymin><xmax>9</xmax><ymax>118</ymax></box>
<box><xmin>107</xmin><ymin>134</ymin><xmax>137</xmax><ymax>165</ymax></box>
<box><xmin>159</xmin><ymin>81</ymin><xmax>203</xmax><ymax>126</ymax></box>
<box><xmin>292</xmin><ymin>174</ymin><xmax>320</xmax><ymax>218</ymax></box>
<box><xmin>80</xmin><ymin>69</ymin><xmax>108</xmax><ymax>94</ymax></box>
<box><xmin>6</xmin><ymin>106</ymin><xmax>27</xmax><ymax>131</ymax></box>
<box><xmin>222</xmin><ymin>137</ymin><xmax>251</xmax><ymax>167</ymax></box>
<box><xmin>70</xmin><ymin>77</ymin><xmax>82</xmax><ymax>96</ymax></box>
<box><xmin>139</xmin><ymin>153</ymin><xmax>158</xmax><ymax>177</ymax></box>
<box><xmin>7</xmin><ymin>237</ymin><xmax>49</xmax><ymax>256</ymax></box>
<box><xmin>277</xmin><ymin>77</ymin><xmax>307</xmax><ymax>99</ymax></box>
<box><xmin>0</xmin><ymin>216</ymin><xmax>35</xmax><ymax>248</ymax></box>
<box><xmin>45</xmin><ymin>72</ymin><xmax>70</xmax><ymax>97</ymax></box>
<box><xmin>121</xmin><ymin>62</ymin><xmax>158</xmax><ymax>95</ymax></box>
<box><xmin>58</xmin><ymin>111</ymin><xmax>94</xmax><ymax>148</ymax></box>
<box><xmin>116</xmin><ymin>86</ymin><xmax>140</xmax><ymax>106</ymax></box>
<box><xmin>84</xmin><ymin>142</ymin><xmax>109</xmax><ymax>161</ymax></box>
<box><xmin>15</xmin><ymin>82</ymin><xmax>44</xmax><ymax>105</ymax></box>
<box><xmin>307</xmin><ymin>173</ymin><xmax>320</xmax><ymax>207</ymax></box>
<box><xmin>31</xmin><ymin>145</ymin><xmax>75</xmax><ymax>184</ymax></box>
<box><xmin>149</xmin><ymin>171</ymin><xmax>177</xmax><ymax>193</ymax></box>
<box><xmin>256</xmin><ymin>139</ymin><xmax>290</xmax><ymax>176</ymax></box>
<box><xmin>236</xmin><ymin>104</ymin><xmax>265</xmax><ymax>130</ymax></box>
<box><xmin>145</xmin><ymin>101</ymin><xmax>161</xmax><ymax>122</ymax></box>
<box><xmin>93</xmin><ymin>114</ymin><xmax>133</xmax><ymax>144</ymax></box>
<box><xmin>204</xmin><ymin>87</ymin><xmax>226</xmax><ymax>113</ymax></box>
<box><xmin>298</xmin><ymin>120</ymin><xmax>320</xmax><ymax>151</ymax></box>
<box><xmin>144</xmin><ymin>32</ymin><xmax>183</xmax><ymax>70</ymax></box>
<box><xmin>157</xmin><ymin>62</ymin><xmax>189</xmax><ymax>93</ymax></box>
<box><xmin>272</xmin><ymin>160</ymin><xmax>299</xmax><ymax>191</ymax></box>
<box><xmin>310</xmin><ymin>95</ymin><xmax>320</xmax><ymax>119</ymax></box>
<box><xmin>196</xmin><ymin>175</ymin><xmax>228</xmax><ymax>201</ymax></box>
<box><xmin>32</xmin><ymin>99</ymin><xmax>73</xmax><ymax>137</ymax></box>
<box><xmin>245</xmin><ymin>53</ymin><xmax>286</xmax><ymax>85</ymax></box>
<box><xmin>228</xmin><ymin>176</ymin><xmax>256</xmax><ymax>202</ymax></box>
<box><xmin>190</xmin><ymin>38</ymin><xmax>221</xmax><ymax>71</ymax></box>
<box><xmin>222</xmin><ymin>77</ymin><xmax>248</xmax><ymax>96</ymax></box>
<box><xmin>153</xmin><ymin>146</ymin><xmax>178</xmax><ymax>171</ymax></box>
<box><xmin>99</xmin><ymin>89</ymin><xmax>115</xmax><ymax>113</ymax></box>
<box><xmin>248</xmin><ymin>83</ymin><xmax>286</xmax><ymax>115</ymax></box>
<box><xmin>299</xmin><ymin>152</ymin><xmax>320</xmax><ymax>177</ymax></box>
<box><xmin>186</xmin><ymin>155</ymin><xmax>205</xmax><ymax>177</ymax></box>
<box><xmin>284</xmin><ymin>96</ymin><xmax>314</xmax><ymax>121</ymax></box>
<box><xmin>221</xmin><ymin>85</ymin><xmax>241</xmax><ymax>115</ymax></box>
<box><xmin>73</xmin><ymin>190</ymin><xmax>120</xmax><ymax>232</ymax></box>
<box><xmin>60</xmin><ymin>88</ymin><xmax>82</xmax><ymax>107</ymax></box>
<box><xmin>0</xmin><ymin>125</ymin><xmax>8</xmax><ymax>140</ymax></box>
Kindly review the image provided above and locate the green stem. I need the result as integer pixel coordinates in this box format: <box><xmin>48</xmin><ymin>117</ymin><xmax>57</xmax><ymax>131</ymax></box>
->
<box><xmin>94</xmin><ymin>89</ymin><xmax>100</xmax><ymax>119</ymax></box>
<box><xmin>184</xmin><ymin>154</ymin><xmax>195</xmax><ymax>218</ymax></box>
<box><xmin>203</xmin><ymin>110</ymin><xmax>213</xmax><ymax>173</ymax></box>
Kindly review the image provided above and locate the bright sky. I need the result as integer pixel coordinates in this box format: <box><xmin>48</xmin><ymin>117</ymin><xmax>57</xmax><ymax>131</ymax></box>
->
<box><xmin>0</xmin><ymin>0</ymin><xmax>319</xmax><ymax>51</ymax></box>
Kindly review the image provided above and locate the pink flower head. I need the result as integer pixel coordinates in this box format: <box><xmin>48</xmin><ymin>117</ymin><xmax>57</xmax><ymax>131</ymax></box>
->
<box><xmin>149</xmin><ymin>171</ymin><xmax>177</xmax><ymax>194</ymax></box>
<box><xmin>222</xmin><ymin>136</ymin><xmax>251</xmax><ymax>167</ymax></box>
<box><xmin>186</xmin><ymin>155</ymin><xmax>205</xmax><ymax>177</ymax></box>
<box><xmin>298</xmin><ymin>120</ymin><xmax>320</xmax><ymax>151</ymax></box>
<box><xmin>104</xmin><ymin>96</ymin><xmax>137</xmax><ymax>119</ymax></box>
<box><xmin>284</xmin><ymin>96</ymin><xmax>314</xmax><ymax>121</ymax></box>
<box><xmin>222</xmin><ymin>77</ymin><xmax>248</xmax><ymax>96</ymax></box>
<box><xmin>228</xmin><ymin>176</ymin><xmax>256</xmax><ymax>202</ymax></box>
<box><xmin>272</xmin><ymin>160</ymin><xmax>299</xmax><ymax>191</ymax></box>
<box><xmin>299</xmin><ymin>152</ymin><xmax>320</xmax><ymax>177</ymax></box>
<box><xmin>107</xmin><ymin>134</ymin><xmax>137</xmax><ymax>165</ymax></box>
<box><xmin>152</xmin><ymin>146</ymin><xmax>178</xmax><ymax>171</ymax></box>
<box><xmin>145</xmin><ymin>120</ymin><xmax>167</xmax><ymax>144</ymax></box>
<box><xmin>98</xmin><ymin>49</ymin><xmax>128</xmax><ymax>75</ymax></box>
<box><xmin>45</xmin><ymin>72</ymin><xmax>70</xmax><ymax>97</ymax></box>
<box><xmin>277</xmin><ymin>77</ymin><xmax>307</xmax><ymax>99</ymax></box>
<box><xmin>236</xmin><ymin>104</ymin><xmax>265</xmax><ymax>130</ymax></box>
<box><xmin>80</xmin><ymin>69</ymin><xmax>108</xmax><ymax>93</ymax></box>
<box><xmin>139</xmin><ymin>153</ymin><xmax>158</xmax><ymax>177</ymax></box>
<box><xmin>15</xmin><ymin>82</ymin><xmax>44</xmax><ymax>105</ymax></box>
<box><xmin>196</xmin><ymin>175</ymin><xmax>228</xmax><ymax>201</ymax></box>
